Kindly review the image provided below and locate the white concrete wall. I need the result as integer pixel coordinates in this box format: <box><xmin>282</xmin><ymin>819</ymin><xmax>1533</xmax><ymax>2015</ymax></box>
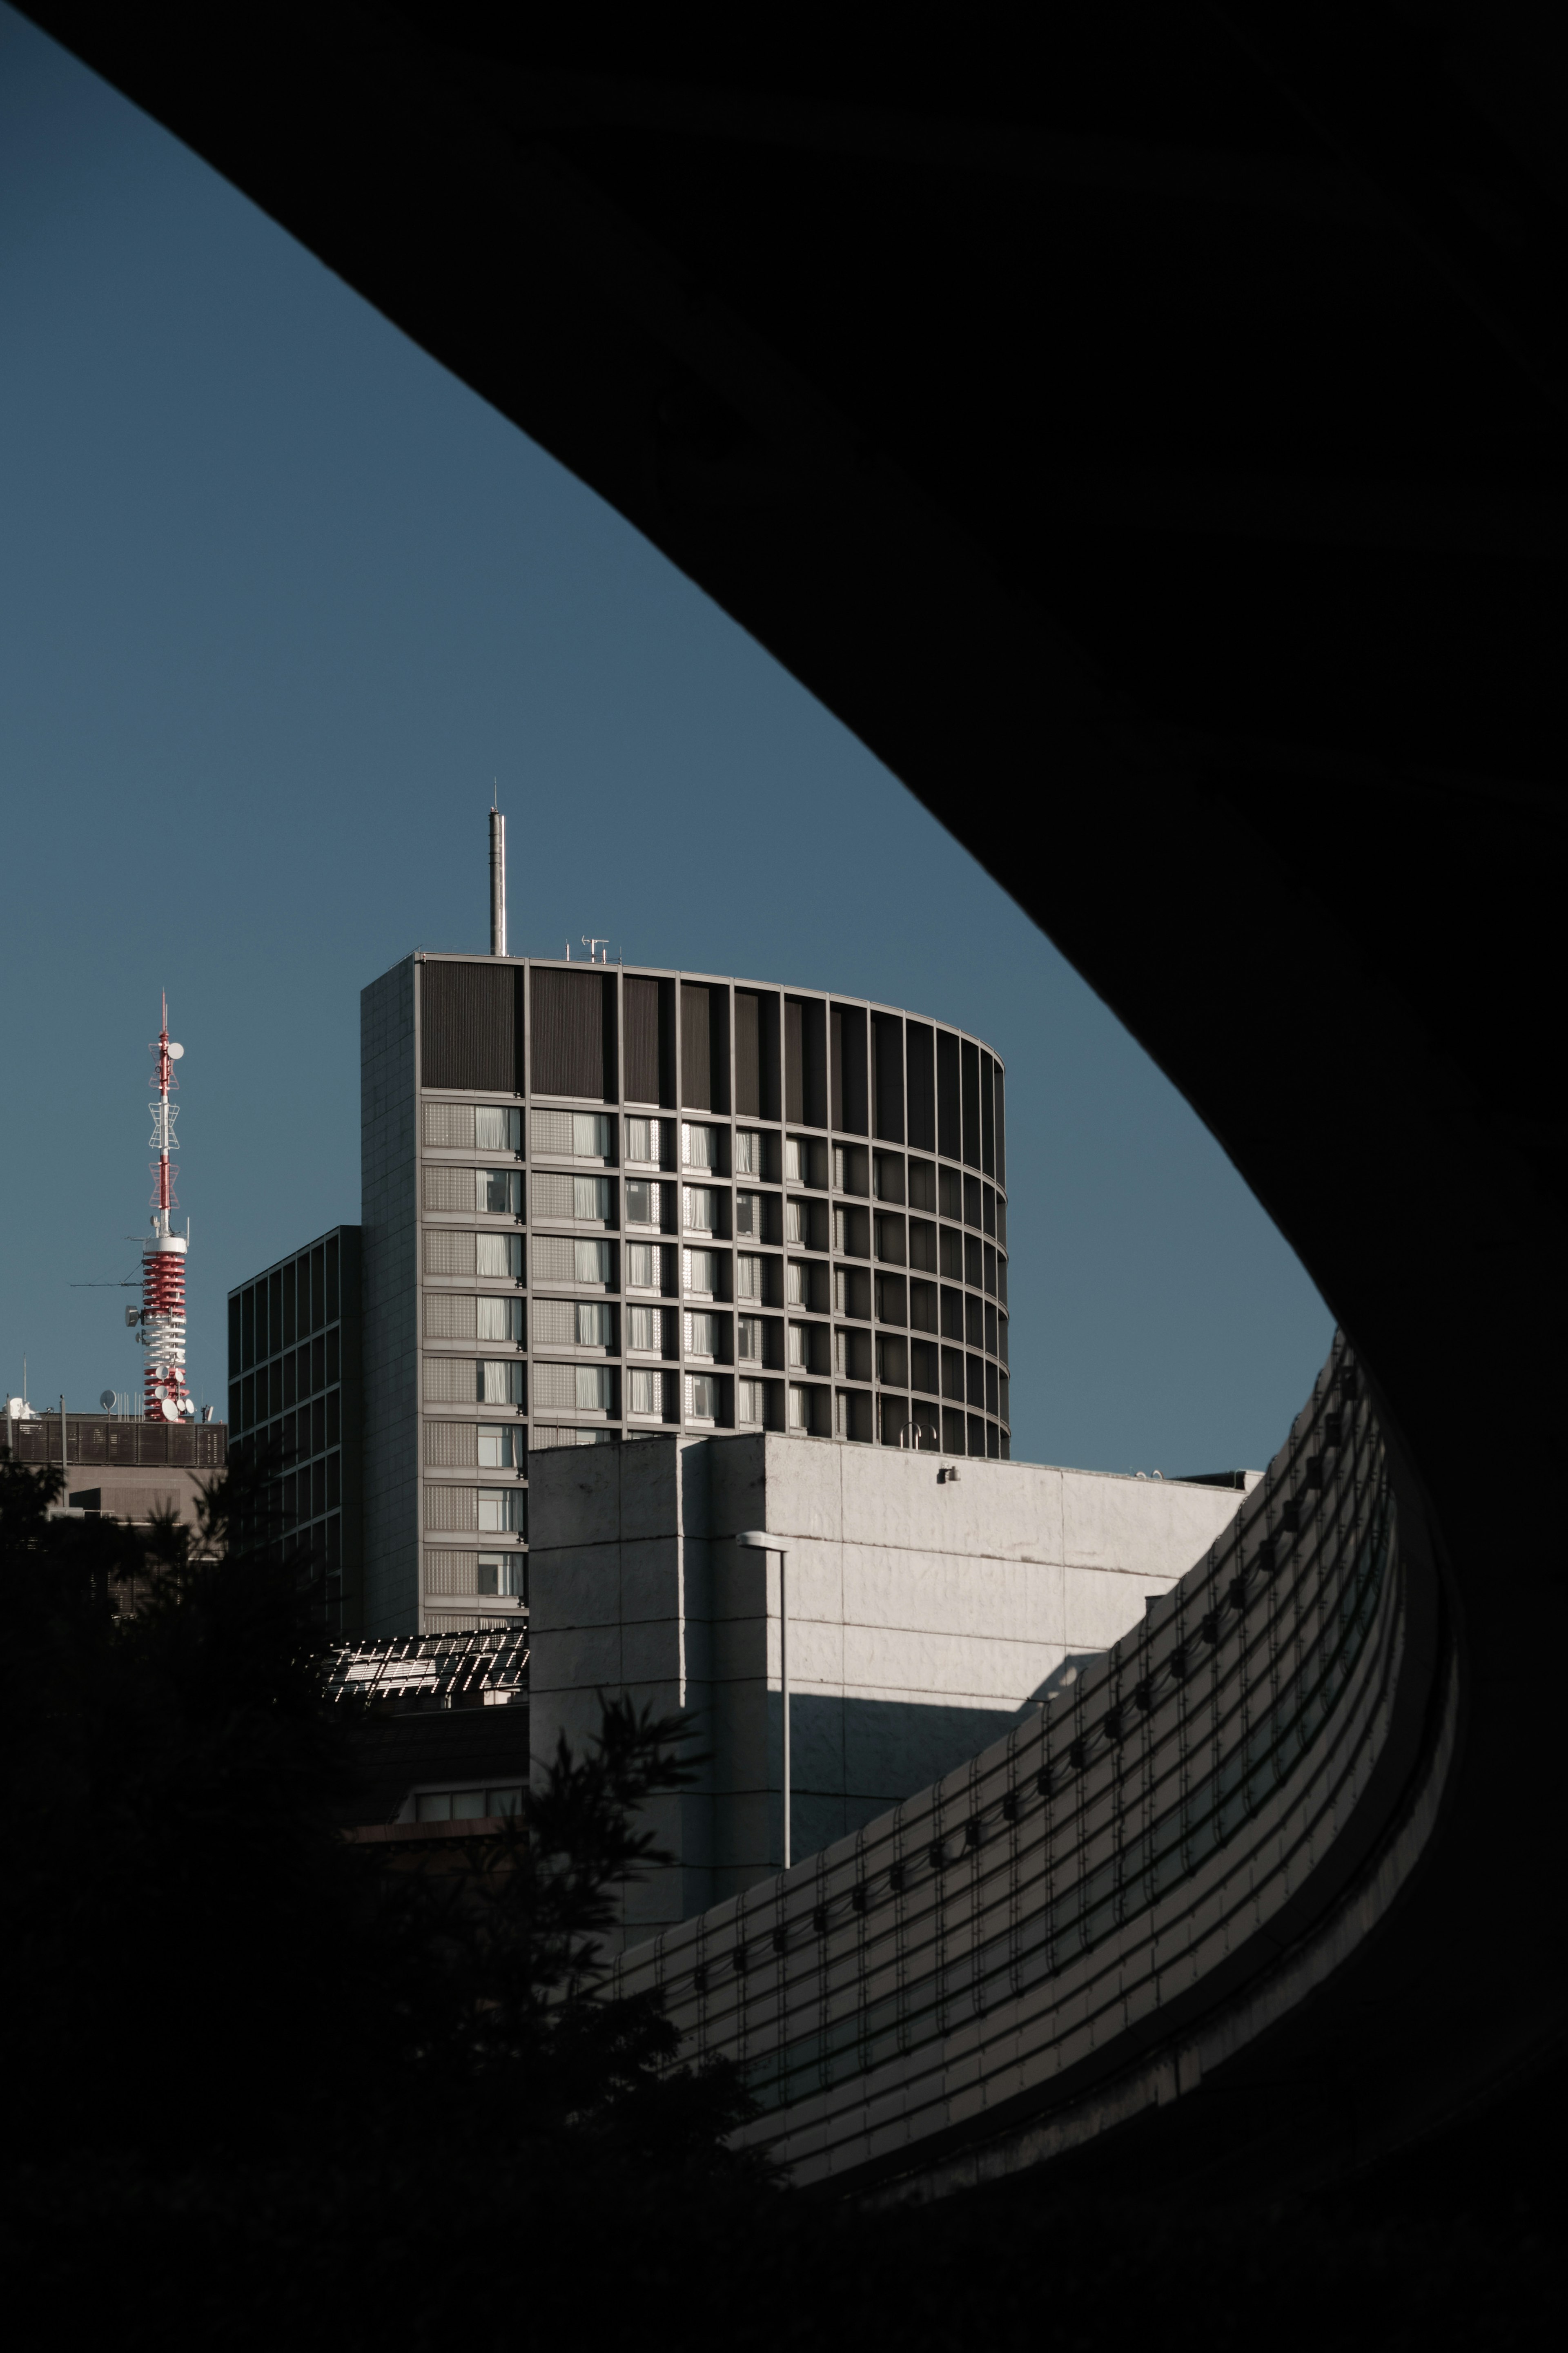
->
<box><xmin>529</xmin><ymin>1434</ymin><xmax>1249</xmax><ymax>1941</ymax></box>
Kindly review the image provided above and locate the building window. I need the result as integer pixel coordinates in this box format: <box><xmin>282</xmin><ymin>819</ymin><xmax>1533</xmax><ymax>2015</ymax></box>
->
<box><xmin>477</xmin><ymin>1557</ymin><xmax>526</xmax><ymax>1599</ymax></box>
<box><xmin>683</xmin><ymin>1249</ymin><xmax>718</xmax><ymax>1297</ymax></box>
<box><xmin>477</xmin><ymin>1295</ymin><xmax>523</xmax><ymax>1344</ymax></box>
<box><xmin>785</xmin><ymin>1260</ymin><xmax>804</xmax><ymax>1306</ymax></box>
<box><xmin>573</xmin><ymin>1176</ymin><xmax>611</xmax><ymax>1220</ymax></box>
<box><xmin>683</xmin><ymin>1186</ymin><xmax>718</xmax><ymax>1232</ymax></box>
<box><xmin>684</xmin><ymin>1372</ymin><xmax>717</xmax><ymax>1421</ymax></box>
<box><xmin>575</xmin><ymin>1366</ymin><xmax>613</xmax><ymax>1414</ymax></box>
<box><xmin>626</xmin><ymin>1116</ymin><xmax>664</xmax><ymax>1164</ymax></box>
<box><xmin>737</xmin><ymin>1315</ymin><xmax>762</xmax><ymax>1361</ymax></box>
<box><xmin>414</xmin><ymin>1784</ymin><xmax>522</xmax><ymax>1820</ymax></box>
<box><xmin>534</xmin><ymin>1110</ymin><xmax>612</xmax><ymax>1158</ymax></box>
<box><xmin>684</xmin><ymin>1311</ymin><xmax>717</xmax><ymax>1358</ymax></box>
<box><xmin>476</xmin><ymin>1232</ymin><xmax>522</xmax><ymax>1280</ymax></box>
<box><xmin>626</xmin><ymin>1243</ymin><xmax>662</xmax><ymax>1291</ymax></box>
<box><xmin>574</xmin><ymin>1240</ymin><xmax>612</xmax><ymax>1286</ymax></box>
<box><xmin>479</xmin><ymin>1169</ymin><xmax>523</xmax><ymax>1216</ymax></box>
<box><xmin>627</xmin><ymin>1305</ymin><xmax>664</xmax><ymax>1352</ymax></box>
<box><xmin>682</xmin><ymin>1122</ymin><xmax>717</xmax><ymax>1170</ymax></box>
<box><xmin>737</xmin><ymin>1377</ymin><xmax>764</xmax><ymax>1425</ymax></box>
<box><xmin>785</xmin><ymin>1137</ymin><xmax>806</xmax><ymax>1184</ymax></box>
<box><xmin>478</xmin><ymin>1424</ymin><xmax>517</xmax><ymax>1468</ymax></box>
<box><xmin>629</xmin><ymin>1366</ymin><xmax>663</xmax><ymax>1417</ymax></box>
<box><xmin>735</xmin><ymin>1191</ymin><xmax>761</xmax><ymax>1237</ymax></box>
<box><xmin>575</xmin><ymin>1302</ymin><xmax>614</xmax><ymax>1348</ymax></box>
<box><xmin>788</xmin><ymin>1384</ymin><xmax>809</xmax><ymax>1431</ymax></box>
<box><xmin>784</xmin><ymin>1198</ymin><xmax>805</xmax><ymax>1245</ymax></box>
<box><xmin>787</xmin><ymin>1323</ymin><xmax>809</xmax><ymax>1369</ymax></box>
<box><xmin>478</xmin><ymin>1488</ymin><xmax>526</xmax><ymax>1533</ymax></box>
<box><xmin>480</xmin><ymin>1360</ymin><xmax>526</xmax><ymax>1406</ymax></box>
<box><xmin>737</xmin><ymin>1253</ymin><xmax>764</xmax><ymax>1301</ymax></box>
<box><xmin>625</xmin><ymin>1178</ymin><xmax>662</xmax><ymax>1226</ymax></box>
<box><xmin>734</xmin><ymin>1130</ymin><xmax>761</xmax><ymax>1175</ymax></box>
<box><xmin>832</xmin><ymin>1146</ymin><xmax>845</xmax><ymax>1191</ymax></box>
<box><xmin>475</xmin><ymin>1106</ymin><xmax>521</xmax><ymax>1153</ymax></box>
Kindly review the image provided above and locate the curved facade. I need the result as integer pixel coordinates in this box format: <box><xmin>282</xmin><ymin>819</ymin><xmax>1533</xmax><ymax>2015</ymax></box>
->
<box><xmin>361</xmin><ymin>954</ymin><xmax>1011</xmax><ymax>1636</ymax></box>
<box><xmin>613</xmin><ymin>1336</ymin><xmax>1451</xmax><ymax>2191</ymax></box>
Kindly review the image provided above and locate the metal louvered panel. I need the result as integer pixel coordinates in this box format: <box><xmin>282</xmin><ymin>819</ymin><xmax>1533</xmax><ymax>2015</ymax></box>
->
<box><xmin>532</xmin><ymin>1361</ymin><xmax>577</xmax><ymax>1412</ymax></box>
<box><xmin>425</xmin><ymin>1421</ymin><xmax>477</xmax><ymax>1466</ymax></box>
<box><xmin>424</xmin><ymin>1229</ymin><xmax>477</xmax><ymax>1276</ymax></box>
<box><xmin>533</xmin><ymin>1298</ymin><xmax>576</xmax><ymax>1347</ymax></box>
<box><xmin>425</xmin><ymin>1293</ymin><xmax>477</xmax><ymax>1340</ymax></box>
<box><xmin>531</xmin><ymin>1171</ymin><xmax>575</xmax><ymax>1219</ymax></box>
<box><xmin>424</xmin><ymin>1549</ymin><xmax>479</xmax><ymax>1595</ymax></box>
<box><xmin>423</xmin><ymin>1102</ymin><xmax>477</xmax><ymax>1149</ymax></box>
<box><xmin>531</xmin><ymin>1108</ymin><xmax>575</xmax><ymax>1156</ymax></box>
<box><xmin>425</xmin><ymin>1486</ymin><xmax>478</xmax><ymax>1531</ymax></box>
<box><xmin>424</xmin><ymin>1165</ymin><xmax>479</xmax><ymax>1213</ymax></box>
<box><xmin>532</xmin><ymin>1235</ymin><xmax>575</xmax><ymax>1285</ymax></box>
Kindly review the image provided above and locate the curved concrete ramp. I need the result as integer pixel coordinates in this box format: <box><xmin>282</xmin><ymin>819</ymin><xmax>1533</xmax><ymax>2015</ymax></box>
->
<box><xmin>615</xmin><ymin>1335</ymin><xmax>1450</xmax><ymax>2191</ymax></box>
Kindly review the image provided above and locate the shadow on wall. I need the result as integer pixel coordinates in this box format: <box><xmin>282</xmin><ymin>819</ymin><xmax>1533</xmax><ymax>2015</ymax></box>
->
<box><xmin>770</xmin><ymin>1660</ymin><xmax>1105</xmax><ymax>1855</ymax></box>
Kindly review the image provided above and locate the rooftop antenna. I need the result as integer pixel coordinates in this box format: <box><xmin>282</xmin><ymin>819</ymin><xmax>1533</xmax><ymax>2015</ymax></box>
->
<box><xmin>582</xmin><ymin>936</ymin><xmax>610</xmax><ymax>965</ymax></box>
<box><xmin>140</xmin><ymin>993</ymin><xmax>193</xmax><ymax>1423</ymax></box>
<box><xmin>489</xmin><ymin>796</ymin><xmax>507</xmax><ymax>957</ymax></box>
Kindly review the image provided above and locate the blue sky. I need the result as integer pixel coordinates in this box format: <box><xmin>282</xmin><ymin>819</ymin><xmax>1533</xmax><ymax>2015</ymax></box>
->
<box><xmin>0</xmin><ymin>7</ymin><xmax>1331</xmax><ymax>1473</ymax></box>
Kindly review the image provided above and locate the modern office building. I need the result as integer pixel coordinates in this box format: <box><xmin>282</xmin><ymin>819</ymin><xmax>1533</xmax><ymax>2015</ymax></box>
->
<box><xmin>226</xmin><ymin>1227</ymin><xmax>363</xmax><ymax>1631</ymax></box>
<box><xmin>359</xmin><ymin>952</ymin><xmax>1011</xmax><ymax>1639</ymax></box>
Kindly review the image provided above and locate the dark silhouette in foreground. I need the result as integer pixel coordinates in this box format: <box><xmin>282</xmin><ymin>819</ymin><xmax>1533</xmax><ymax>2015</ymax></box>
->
<box><xmin>0</xmin><ymin>1450</ymin><xmax>1555</xmax><ymax>2347</ymax></box>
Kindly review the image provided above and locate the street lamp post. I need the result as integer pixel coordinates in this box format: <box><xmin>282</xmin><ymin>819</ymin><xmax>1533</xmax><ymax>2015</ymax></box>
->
<box><xmin>735</xmin><ymin>1530</ymin><xmax>790</xmax><ymax>1869</ymax></box>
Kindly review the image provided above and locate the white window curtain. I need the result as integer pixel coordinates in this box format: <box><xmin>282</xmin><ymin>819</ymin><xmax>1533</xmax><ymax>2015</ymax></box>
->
<box><xmin>784</xmin><ymin>1200</ymin><xmax>804</xmax><ymax>1244</ymax></box>
<box><xmin>734</xmin><ymin>1130</ymin><xmax>760</xmax><ymax>1175</ymax></box>
<box><xmin>477</xmin><ymin>1296</ymin><xmax>520</xmax><ymax>1343</ymax></box>
<box><xmin>626</xmin><ymin>1243</ymin><xmax>659</xmax><ymax>1290</ymax></box>
<box><xmin>629</xmin><ymin>1367</ymin><xmax>661</xmax><ymax>1416</ymax></box>
<box><xmin>575</xmin><ymin>1365</ymin><xmax>612</xmax><ymax>1413</ymax></box>
<box><xmin>684</xmin><ymin>1312</ymin><xmax>717</xmax><ymax>1357</ymax></box>
<box><xmin>476</xmin><ymin>1232</ymin><xmax>521</xmax><ymax>1280</ymax></box>
<box><xmin>786</xmin><ymin>1261</ymin><xmax>804</xmax><ymax>1305</ymax></box>
<box><xmin>682</xmin><ymin>1123</ymin><xmax>715</xmax><ymax>1169</ymax></box>
<box><xmin>683</xmin><ymin>1187</ymin><xmax>717</xmax><ymax>1232</ymax></box>
<box><xmin>785</xmin><ymin>1138</ymin><xmax>805</xmax><ymax>1183</ymax></box>
<box><xmin>574</xmin><ymin>1176</ymin><xmax>610</xmax><ymax>1220</ymax></box>
<box><xmin>628</xmin><ymin>1305</ymin><xmax>662</xmax><ymax>1352</ymax></box>
<box><xmin>737</xmin><ymin>1378</ymin><xmax>763</xmax><ymax>1424</ymax></box>
<box><xmin>574</xmin><ymin>1240</ymin><xmax>612</xmax><ymax>1285</ymax></box>
<box><xmin>684</xmin><ymin>1373</ymin><xmax>717</xmax><ymax>1420</ymax></box>
<box><xmin>573</xmin><ymin>1113</ymin><xmax>612</xmax><ymax>1158</ymax></box>
<box><xmin>683</xmin><ymin>1249</ymin><xmax>718</xmax><ymax>1296</ymax></box>
<box><xmin>475</xmin><ymin>1106</ymin><xmax>521</xmax><ymax>1153</ymax></box>
<box><xmin>481</xmin><ymin>1360</ymin><xmax>525</xmax><ymax>1406</ymax></box>
<box><xmin>737</xmin><ymin>1254</ymin><xmax>762</xmax><ymax>1301</ymax></box>
<box><xmin>788</xmin><ymin>1325</ymin><xmax>808</xmax><ymax>1368</ymax></box>
<box><xmin>576</xmin><ymin>1302</ymin><xmax>613</xmax><ymax>1348</ymax></box>
<box><xmin>788</xmin><ymin>1384</ymin><xmax>808</xmax><ymax>1430</ymax></box>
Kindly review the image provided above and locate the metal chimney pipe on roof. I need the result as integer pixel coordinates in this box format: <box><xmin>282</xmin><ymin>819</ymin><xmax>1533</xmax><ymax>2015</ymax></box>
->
<box><xmin>489</xmin><ymin>807</ymin><xmax>507</xmax><ymax>956</ymax></box>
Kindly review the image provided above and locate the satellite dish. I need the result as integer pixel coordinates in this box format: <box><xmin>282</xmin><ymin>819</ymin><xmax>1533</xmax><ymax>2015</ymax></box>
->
<box><xmin>160</xmin><ymin>1397</ymin><xmax>180</xmax><ymax>1421</ymax></box>
<box><xmin>100</xmin><ymin>1389</ymin><xmax>116</xmax><ymax>1411</ymax></box>
<box><xmin>167</xmin><ymin>1042</ymin><xmax>185</xmax><ymax>1059</ymax></box>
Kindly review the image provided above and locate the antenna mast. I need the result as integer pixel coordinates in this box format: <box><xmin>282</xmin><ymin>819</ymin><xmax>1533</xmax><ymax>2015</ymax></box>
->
<box><xmin>489</xmin><ymin>803</ymin><xmax>507</xmax><ymax>957</ymax></box>
<box><xmin>140</xmin><ymin>992</ymin><xmax>193</xmax><ymax>1422</ymax></box>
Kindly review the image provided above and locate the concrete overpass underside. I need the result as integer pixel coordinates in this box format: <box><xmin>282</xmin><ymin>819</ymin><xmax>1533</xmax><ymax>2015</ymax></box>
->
<box><xmin>27</xmin><ymin>2</ymin><xmax>1567</xmax><ymax>2198</ymax></box>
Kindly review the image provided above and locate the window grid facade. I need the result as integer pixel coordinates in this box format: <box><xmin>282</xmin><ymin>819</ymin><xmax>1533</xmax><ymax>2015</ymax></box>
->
<box><xmin>226</xmin><ymin>1226</ymin><xmax>362</xmax><ymax>1634</ymax></box>
<box><xmin>381</xmin><ymin>955</ymin><xmax>1009</xmax><ymax>1635</ymax></box>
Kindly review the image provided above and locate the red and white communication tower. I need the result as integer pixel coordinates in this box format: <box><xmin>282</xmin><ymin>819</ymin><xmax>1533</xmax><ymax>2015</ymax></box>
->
<box><xmin>139</xmin><ymin>995</ymin><xmax>194</xmax><ymax>1422</ymax></box>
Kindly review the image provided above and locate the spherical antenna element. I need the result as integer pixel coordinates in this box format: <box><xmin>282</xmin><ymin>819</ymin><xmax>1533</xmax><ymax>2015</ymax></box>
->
<box><xmin>167</xmin><ymin>1043</ymin><xmax>184</xmax><ymax>1059</ymax></box>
